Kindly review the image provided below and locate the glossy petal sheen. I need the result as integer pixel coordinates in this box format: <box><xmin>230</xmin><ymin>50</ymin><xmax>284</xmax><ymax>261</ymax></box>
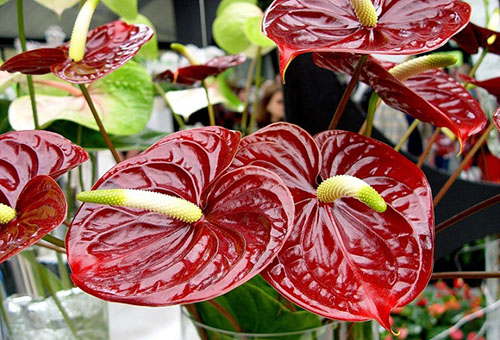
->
<box><xmin>0</xmin><ymin>130</ymin><xmax>89</xmax><ymax>208</ymax></box>
<box><xmin>313</xmin><ymin>52</ymin><xmax>486</xmax><ymax>148</ymax></box>
<box><xmin>263</xmin><ymin>0</ymin><xmax>471</xmax><ymax>78</ymax></box>
<box><xmin>0</xmin><ymin>176</ymin><xmax>66</xmax><ymax>263</ymax></box>
<box><xmin>0</xmin><ymin>48</ymin><xmax>66</xmax><ymax>75</ymax></box>
<box><xmin>155</xmin><ymin>54</ymin><xmax>246</xmax><ymax>85</ymax></box>
<box><xmin>67</xmin><ymin>127</ymin><xmax>294</xmax><ymax>306</ymax></box>
<box><xmin>452</xmin><ymin>22</ymin><xmax>500</xmax><ymax>55</ymax></box>
<box><xmin>232</xmin><ymin>122</ymin><xmax>434</xmax><ymax>330</ymax></box>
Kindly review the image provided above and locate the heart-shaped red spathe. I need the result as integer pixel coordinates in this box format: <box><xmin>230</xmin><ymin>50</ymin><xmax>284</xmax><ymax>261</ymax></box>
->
<box><xmin>66</xmin><ymin>126</ymin><xmax>295</xmax><ymax>306</ymax></box>
<box><xmin>0</xmin><ymin>130</ymin><xmax>89</xmax><ymax>208</ymax></box>
<box><xmin>155</xmin><ymin>54</ymin><xmax>246</xmax><ymax>85</ymax></box>
<box><xmin>459</xmin><ymin>74</ymin><xmax>500</xmax><ymax>102</ymax></box>
<box><xmin>0</xmin><ymin>175</ymin><xmax>66</xmax><ymax>263</ymax></box>
<box><xmin>262</xmin><ymin>0</ymin><xmax>471</xmax><ymax>78</ymax></box>
<box><xmin>313</xmin><ymin>52</ymin><xmax>486</xmax><ymax>149</ymax></box>
<box><xmin>0</xmin><ymin>21</ymin><xmax>154</xmax><ymax>84</ymax></box>
<box><xmin>452</xmin><ymin>22</ymin><xmax>500</xmax><ymax>55</ymax></box>
<box><xmin>231</xmin><ymin>122</ymin><xmax>434</xmax><ymax>330</ymax></box>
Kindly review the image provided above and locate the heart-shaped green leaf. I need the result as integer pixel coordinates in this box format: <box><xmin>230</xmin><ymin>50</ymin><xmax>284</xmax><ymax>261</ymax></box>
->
<box><xmin>8</xmin><ymin>61</ymin><xmax>153</xmax><ymax>135</ymax></box>
<box><xmin>102</xmin><ymin>0</ymin><xmax>138</xmax><ymax>19</ymax></box>
<box><xmin>34</xmin><ymin>0</ymin><xmax>79</xmax><ymax>16</ymax></box>
<box><xmin>216</xmin><ymin>0</ymin><xmax>257</xmax><ymax>16</ymax></box>
<box><xmin>243</xmin><ymin>16</ymin><xmax>275</xmax><ymax>48</ymax></box>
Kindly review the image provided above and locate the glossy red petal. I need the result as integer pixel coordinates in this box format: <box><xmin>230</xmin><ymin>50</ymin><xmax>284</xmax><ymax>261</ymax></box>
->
<box><xmin>155</xmin><ymin>54</ymin><xmax>246</xmax><ymax>85</ymax></box>
<box><xmin>452</xmin><ymin>22</ymin><xmax>500</xmax><ymax>55</ymax></box>
<box><xmin>0</xmin><ymin>130</ymin><xmax>88</xmax><ymax>207</ymax></box>
<box><xmin>459</xmin><ymin>74</ymin><xmax>500</xmax><ymax>102</ymax></box>
<box><xmin>313</xmin><ymin>52</ymin><xmax>486</xmax><ymax>148</ymax></box>
<box><xmin>0</xmin><ymin>175</ymin><xmax>66</xmax><ymax>263</ymax></box>
<box><xmin>494</xmin><ymin>107</ymin><xmax>500</xmax><ymax>133</ymax></box>
<box><xmin>0</xmin><ymin>48</ymin><xmax>67</xmax><ymax>75</ymax></box>
<box><xmin>263</xmin><ymin>0</ymin><xmax>471</xmax><ymax>78</ymax></box>
<box><xmin>52</xmin><ymin>21</ymin><xmax>154</xmax><ymax>84</ymax></box>
<box><xmin>67</xmin><ymin>128</ymin><xmax>294</xmax><ymax>305</ymax></box>
<box><xmin>233</xmin><ymin>122</ymin><xmax>434</xmax><ymax>330</ymax></box>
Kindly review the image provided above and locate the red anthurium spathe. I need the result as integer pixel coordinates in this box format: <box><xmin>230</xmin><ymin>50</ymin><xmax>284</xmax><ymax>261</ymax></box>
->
<box><xmin>459</xmin><ymin>74</ymin><xmax>500</xmax><ymax>103</ymax></box>
<box><xmin>0</xmin><ymin>21</ymin><xmax>153</xmax><ymax>84</ymax></box>
<box><xmin>66</xmin><ymin>126</ymin><xmax>295</xmax><ymax>306</ymax></box>
<box><xmin>155</xmin><ymin>54</ymin><xmax>246</xmax><ymax>85</ymax></box>
<box><xmin>263</xmin><ymin>0</ymin><xmax>471</xmax><ymax>78</ymax></box>
<box><xmin>0</xmin><ymin>131</ymin><xmax>89</xmax><ymax>263</ymax></box>
<box><xmin>230</xmin><ymin>122</ymin><xmax>434</xmax><ymax>331</ymax></box>
<box><xmin>313</xmin><ymin>52</ymin><xmax>487</xmax><ymax>149</ymax></box>
<box><xmin>452</xmin><ymin>22</ymin><xmax>500</xmax><ymax>55</ymax></box>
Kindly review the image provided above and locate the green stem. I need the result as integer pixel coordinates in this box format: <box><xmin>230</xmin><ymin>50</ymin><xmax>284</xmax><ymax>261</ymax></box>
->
<box><xmin>483</xmin><ymin>0</ymin><xmax>490</xmax><ymax>25</ymax></box>
<box><xmin>153</xmin><ymin>83</ymin><xmax>185</xmax><ymax>129</ymax></box>
<box><xmin>77</xmin><ymin>125</ymin><xmax>86</xmax><ymax>192</ymax></box>
<box><xmin>66</xmin><ymin>170</ymin><xmax>73</xmax><ymax>220</ymax></box>
<box><xmin>466</xmin><ymin>47</ymin><xmax>489</xmax><ymax>90</ymax></box>
<box><xmin>42</xmin><ymin>234</ymin><xmax>66</xmax><ymax>249</ymax></box>
<box><xmin>394</xmin><ymin>119</ymin><xmax>419</xmax><ymax>152</ymax></box>
<box><xmin>364</xmin><ymin>91</ymin><xmax>379</xmax><ymax>137</ymax></box>
<box><xmin>0</xmin><ymin>285</ymin><xmax>12</xmax><ymax>336</ymax></box>
<box><xmin>201</xmin><ymin>80</ymin><xmax>215</xmax><ymax>126</ymax></box>
<box><xmin>240</xmin><ymin>52</ymin><xmax>258</xmax><ymax>133</ymax></box>
<box><xmin>78</xmin><ymin>84</ymin><xmax>122</xmax><ymax>163</ymax></box>
<box><xmin>56</xmin><ymin>253</ymin><xmax>72</xmax><ymax>290</ymax></box>
<box><xmin>329</xmin><ymin>54</ymin><xmax>367</xmax><ymax>130</ymax></box>
<box><xmin>37</xmin><ymin>263</ymin><xmax>83</xmax><ymax>340</ymax></box>
<box><xmin>89</xmin><ymin>152</ymin><xmax>97</xmax><ymax>185</ymax></box>
<box><xmin>20</xmin><ymin>251</ymin><xmax>45</xmax><ymax>298</ymax></box>
<box><xmin>247</xmin><ymin>47</ymin><xmax>262</xmax><ymax>135</ymax></box>
<box><xmin>16</xmin><ymin>0</ymin><xmax>40</xmax><ymax>130</ymax></box>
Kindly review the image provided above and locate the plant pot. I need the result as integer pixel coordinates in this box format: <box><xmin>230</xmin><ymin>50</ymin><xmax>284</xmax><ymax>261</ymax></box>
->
<box><xmin>180</xmin><ymin>308</ymin><xmax>340</xmax><ymax>340</ymax></box>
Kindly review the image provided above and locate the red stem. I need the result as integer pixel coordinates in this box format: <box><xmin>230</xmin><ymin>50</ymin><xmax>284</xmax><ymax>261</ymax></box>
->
<box><xmin>417</xmin><ymin>127</ymin><xmax>441</xmax><ymax>168</ymax></box>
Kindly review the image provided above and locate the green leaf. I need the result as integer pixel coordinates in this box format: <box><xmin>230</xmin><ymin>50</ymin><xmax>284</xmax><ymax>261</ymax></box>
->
<box><xmin>212</xmin><ymin>2</ymin><xmax>262</xmax><ymax>55</ymax></box>
<box><xmin>216</xmin><ymin>70</ymin><xmax>244</xmax><ymax>113</ymax></box>
<box><xmin>216</xmin><ymin>0</ymin><xmax>257</xmax><ymax>16</ymax></box>
<box><xmin>195</xmin><ymin>276</ymin><xmax>323</xmax><ymax>338</ymax></box>
<box><xmin>33</xmin><ymin>0</ymin><xmax>79</xmax><ymax>16</ymax></box>
<box><xmin>0</xmin><ymin>99</ymin><xmax>12</xmax><ymax>134</ymax></box>
<box><xmin>243</xmin><ymin>16</ymin><xmax>275</xmax><ymax>48</ymax></box>
<box><xmin>102</xmin><ymin>0</ymin><xmax>137</xmax><ymax>20</ymax></box>
<box><xmin>9</xmin><ymin>61</ymin><xmax>153</xmax><ymax>135</ymax></box>
<box><xmin>0</xmin><ymin>0</ymin><xmax>11</xmax><ymax>6</ymax></box>
<box><xmin>122</xmin><ymin>14</ymin><xmax>158</xmax><ymax>60</ymax></box>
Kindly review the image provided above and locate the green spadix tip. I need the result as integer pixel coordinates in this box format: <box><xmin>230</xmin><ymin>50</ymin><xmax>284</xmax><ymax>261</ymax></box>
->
<box><xmin>317</xmin><ymin>175</ymin><xmax>387</xmax><ymax>213</ymax></box>
<box><xmin>170</xmin><ymin>43</ymin><xmax>199</xmax><ymax>65</ymax></box>
<box><xmin>78</xmin><ymin>189</ymin><xmax>202</xmax><ymax>223</ymax></box>
<box><xmin>0</xmin><ymin>203</ymin><xmax>16</xmax><ymax>224</ymax></box>
<box><xmin>351</xmin><ymin>0</ymin><xmax>378</xmax><ymax>28</ymax></box>
<box><xmin>389</xmin><ymin>54</ymin><xmax>457</xmax><ymax>82</ymax></box>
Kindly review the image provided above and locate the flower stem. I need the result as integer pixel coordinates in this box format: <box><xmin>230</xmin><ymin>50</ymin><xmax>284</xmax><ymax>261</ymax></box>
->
<box><xmin>363</xmin><ymin>91</ymin><xmax>379</xmax><ymax>137</ymax></box>
<box><xmin>16</xmin><ymin>0</ymin><xmax>40</xmax><ymax>130</ymax></box>
<box><xmin>56</xmin><ymin>253</ymin><xmax>72</xmax><ymax>290</ymax></box>
<box><xmin>329</xmin><ymin>54</ymin><xmax>367</xmax><ymax>130</ymax></box>
<box><xmin>201</xmin><ymin>80</ymin><xmax>215</xmax><ymax>126</ymax></box>
<box><xmin>417</xmin><ymin>127</ymin><xmax>441</xmax><ymax>168</ymax></box>
<box><xmin>240</xmin><ymin>51</ymin><xmax>258</xmax><ymax>133</ymax></box>
<box><xmin>436</xmin><ymin>194</ymin><xmax>500</xmax><ymax>233</ymax></box>
<box><xmin>42</xmin><ymin>234</ymin><xmax>66</xmax><ymax>249</ymax></box>
<box><xmin>247</xmin><ymin>47</ymin><xmax>263</xmax><ymax>135</ymax></box>
<box><xmin>433</xmin><ymin>122</ymin><xmax>495</xmax><ymax>206</ymax></box>
<box><xmin>35</xmin><ymin>241</ymin><xmax>66</xmax><ymax>254</ymax></box>
<box><xmin>153</xmin><ymin>83</ymin><xmax>185</xmax><ymax>129</ymax></box>
<box><xmin>78</xmin><ymin>84</ymin><xmax>122</xmax><ymax>163</ymax></box>
<box><xmin>394</xmin><ymin>119</ymin><xmax>419</xmax><ymax>152</ymax></box>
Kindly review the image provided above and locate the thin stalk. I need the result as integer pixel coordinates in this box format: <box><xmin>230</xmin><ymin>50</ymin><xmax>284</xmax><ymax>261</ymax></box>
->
<box><xmin>20</xmin><ymin>251</ymin><xmax>45</xmax><ymax>297</ymax></box>
<box><xmin>42</xmin><ymin>234</ymin><xmax>66</xmax><ymax>249</ymax></box>
<box><xmin>66</xmin><ymin>170</ymin><xmax>73</xmax><ymax>220</ymax></box>
<box><xmin>16</xmin><ymin>0</ymin><xmax>39</xmax><ymax>130</ymax></box>
<box><xmin>35</xmin><ymin>241</ymin><xmax>66</xmax><ymax>254</ymax></box>
<box><xmin>206</xmin><ymin>300</ymin><xmax>243</xmax><ymax>333</ymax></box>
<box><xmin>0</xmin><ymin>284</ymin><xmax>12</xmax><ymax>336</ymax></box>
<box><xmin>153</xmin><ymin>83</ymin><xmax>185</xmax><ymax>129</ymax></box>
<box><xmin>37</xmin><ymin>262</ymin><xmax>83</xmax><ymax>340</ymax></box>
<box><xmin>56</xmin><ymin>253</ymin><xmax>72</xmax><ymax>290</ymax></box>
<box><xmin>201</xmin><ymin>80</ymin><xmax>215</xmax><ymax>126</ymax></box>
<box><xmin>78</xmin><ymin>84</ymin><xmax>122</xmax><ymax>163</ymax></box>
<box><xmin>417</xmin><ymin>127</ymin><xmax>441</xmax><ymax>168</ymax></box>
<box><xmin>247</xmin><ymin>47</ymin><xmax>263</xmax><ymax>135</ymax></box>
<box><xmin>363</xmin><ymin>91</ymin><xmax>379</xmax><ymax>137</ymax></box>
<box><xmin>436</xmin><ymin>194</ymin><xmax>500</xmax><ymax>233</ymax></box>
<box><xmin>240</xmin><ymin>52</ymin><xmax>258</xmax><ymax>133</ymax></box>
<box><xmin>433</xmin><ymin>122</ymin><xmax>495</xmax><ymax>206</ymax></box>
<box><xmin>394</xmin><ymin>119</ymin><xmax>419</xmax><ymax>152</ymax></box>
<box><xmin>89</xmin><ymin>152</ymin><xmax>98</xmax><ymax>185</ymax></box>
<box><xmin>431</xmin><ymin>271</ymin><xmax>500</xmax><ymax>280</ymax></box>
<box><xmin>329</xmin><ymin>54</ymin><xmax>368</xmax><ymax>130</ymax></box>
<box><xmin>77</xmin><ymin>125</ymin><xmax>86</xmax><ymax>192</ymax></box>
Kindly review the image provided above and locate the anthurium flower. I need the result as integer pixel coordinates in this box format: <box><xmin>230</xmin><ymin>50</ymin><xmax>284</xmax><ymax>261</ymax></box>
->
<box><xmin>0</xmin><ymin>20</ymin><xmax>154</xmax><ymax>84</ymax></box>
<box><xmin>452</xmin><ymin>22</ymin><xmax>500</xmax><ymax>55</ymax></box>
<box><xmin>313</xmin><ymin>52</ymin><xmax>487</xmax><ymax>149</ymax></box>
<box><xmin>459</xmin><ymin>74</ymin><xmax>500</xmax><ymax>103</ymax></box>
<box><xmin>230</xmin><ymin>122</ymin><xmax>434</xmax><ymax>331</ymax></box>
<box><xmin>263</xmin><ymin>0</ymin><xmax>471</xmax><ymax>77</ymax></box>
<box><xmin>0</xmin><ymin>130</ymin><xmax>88</xmax><ymax>263</ymax></box>
<box><xmin>154</xmin><ymin>54</ymin><xmax>246</xmax><ymax>85</ymax></box>
<box><xmin>66</xmin><ymin>126</ymin><xmax>295</xmax><ymax>306</ymax></box>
